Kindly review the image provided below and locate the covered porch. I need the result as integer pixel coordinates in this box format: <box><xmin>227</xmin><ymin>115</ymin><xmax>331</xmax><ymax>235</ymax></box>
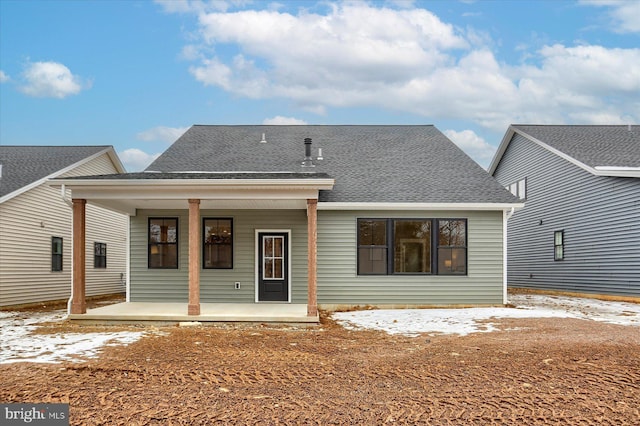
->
<box><xmin>52</xmin><ymin>172</ymin><xmax>334</xmax><ymax>323</ymax></box>
<box><xmin>68</xmin><ymin>302</ymin><xmax>316</xmax><ymax>323</ymax></box>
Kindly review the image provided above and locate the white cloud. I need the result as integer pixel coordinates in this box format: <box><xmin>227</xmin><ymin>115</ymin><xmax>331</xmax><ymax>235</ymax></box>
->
<box><xmin>580</xmin><ymin>0</ymin><xmax>640</xmax><ymax>33</ymax></box>
<box><xmin>0</xmin><ymin>70</ymin><xmax>9</xmax><ymax>83</ymax></box>
<box><xmin>262</xmin><ymin>116</ymin><xmax>307</xmax><ymax>125</ymax></box>
<box><xmin>171</xmin><ymin>3</ymin><xmax>640</xmax><ymax>134</ymax></box>
<box><xmin>136</xmin><ymin>126</ymin><xmax>189</xmax><ymax>143</ymax></box>
<box><xmin>155</xmin><ymin>0</ymin><xmax>230</xmax><ymax>14</ymax></box>
<box><xmin>118</xmin><ymin>148</ymin><xmax>161</xmax><ymax>172</ymax></box>
<box><xmin>19</xmin><ymin>61</ymin><xmax>87</xmax><ymax>98</ymax></box>
<box><xmin>444</xmin><ymin>129</ymin><xmax>496</xmax><ymax>167</ymax></box>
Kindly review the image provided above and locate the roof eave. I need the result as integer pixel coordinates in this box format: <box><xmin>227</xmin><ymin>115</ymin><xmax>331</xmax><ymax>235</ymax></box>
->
<box><xmin>318</xmin><ymin>202</ymin><xmax>525</xmax><ymax>211</ymax></box>
<box><xmin>49</xmin><ymin>177</ymin><xmax>336</xmax><ymax>191</ymax></box>
<box><xmin>0</xmin><ymin>147</ymin><xmax>122</xmax><ymax>204</ymax></box>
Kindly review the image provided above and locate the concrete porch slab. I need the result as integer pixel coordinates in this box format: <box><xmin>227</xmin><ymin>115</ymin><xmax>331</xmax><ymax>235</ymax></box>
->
<box><xmin>68</xmin><ymin>302</ymin><xmax>318</xmax><ymax>323</ymax></box>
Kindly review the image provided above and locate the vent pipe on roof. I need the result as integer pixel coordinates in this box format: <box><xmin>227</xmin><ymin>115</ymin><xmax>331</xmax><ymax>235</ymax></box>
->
<box><xmin>260</xmin><ymin>133</ymin><xmax>267</xmax><ymax>143</ymax></box>
<box><xmin>301</xmin><ymin>138</ymin><xmax>315</xmax><ymax>168</ymax></box>
<box><xmin>317</xmin><ymin>148</ymin><xmax>324</xmax><ymax>161</ymax></box>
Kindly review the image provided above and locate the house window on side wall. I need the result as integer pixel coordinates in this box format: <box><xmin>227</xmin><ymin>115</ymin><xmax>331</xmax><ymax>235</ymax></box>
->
<box><xmin>506</xmin><ymin>177</ymin><xmax>527</xmax><ymax>199</ymax></box>
<box><xmin>94</xmin><ymin>242</ymin><xmax>107</xmax><ymax>268</ymax></box>
<box><xmin>356</xmin><ymin>218</ymin><xmax>468</xmax><ymax>276</ymax></box>
<box><xmin>554</xmin><ymin>230</ymin><xmax>564</xmax><ymax>261</ymax></box>
<box><xmin>203</xmin><ymin>218</ymin><xmax>233</xmax><ymax>269</ymax></box>
<box><xmin>394</xmin><ymin>220</ymin><xmax>431</xmax><ymax>273</ymax></box>
<box><xmin>51</xmin><ymin>237</ymin><xmax>63</xmax><ymax>272</ymax></box>
<box><xmin>357</xmin><ymin>219</ymin><xmax>388</xmax><ymax>275</ymax></box>
<box><xmin>148</xmin><ymin>218</ymin><xmax>178</xmax><ymax>269</ymax></box>
<box><xmin>437</xmin><ymin>219</ymin><xmax>467</xmax><ymax>274</ymax></box>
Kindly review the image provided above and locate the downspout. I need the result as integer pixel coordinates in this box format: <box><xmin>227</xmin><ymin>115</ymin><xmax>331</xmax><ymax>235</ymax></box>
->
<box><xmin>503</xmin><ymin>207</ymin><xmax>515</xmax><ymax>305</ymax></box>
<box><xmin>60</xmin><ymin>184</ymin><xmax>74</xmax><ymax>315</ymax></box>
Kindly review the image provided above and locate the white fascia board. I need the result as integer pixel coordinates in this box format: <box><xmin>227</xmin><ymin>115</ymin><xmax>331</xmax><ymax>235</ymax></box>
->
<box><xmin>317</xmin><ymin>202</ymin><xmax>525</xmax><ymax>211</ymax></box>
<box><xmin>50</xmin><ymin>177</ymin><xmax>335</xmax><ymax>189</ymax></box>
<box><xmin>0</xmin><ymin>147</ymin><xmax>115</xmax><ymax>204</ymax></box>
<box><xmin>592</xmin><ymin>167</ymin><xmax>640</xmax><ymax>178</ymax></box>
<box><xmin>488</xmin><ymin>127</ymin><xmax>516</xmax><ymax>175</ymax></box>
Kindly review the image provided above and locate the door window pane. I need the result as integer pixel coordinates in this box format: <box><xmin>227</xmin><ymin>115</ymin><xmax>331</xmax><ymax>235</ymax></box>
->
<box><xmin>263</xmin><ymin>236</ymin><xmax>284</xmax><ymax>279</ymax></box>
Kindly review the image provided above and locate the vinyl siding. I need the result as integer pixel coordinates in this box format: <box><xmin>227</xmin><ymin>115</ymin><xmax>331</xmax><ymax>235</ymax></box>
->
<box><xmin>129</xmin><ymin>209</ymin><xmax>308</xmax><ymax>303</ymax></box>
<box><xmin>493</xmin><ymin>133</ymin><xmax>640</xmax><ymax>297</ymax></box>
<box><xmin>129</xmin><ymin>208</ymin><xmax>505</xmax><ymax>306</ymax></box>
<box><xmin>0</xmin><ymin>153</ymin><xmax>128</xmax><ymax>307</ymax></box>
<box><xmin>317</xmin><ymin>210</ymin><xmax>504</xmax><ymax>306</ymax></box>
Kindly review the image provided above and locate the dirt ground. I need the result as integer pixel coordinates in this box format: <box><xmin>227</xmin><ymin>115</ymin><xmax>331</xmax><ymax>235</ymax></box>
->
<box><xmin>2</xmin><ymin>301</ymin><xmax>639</xmax><ymax>425</ymax></box>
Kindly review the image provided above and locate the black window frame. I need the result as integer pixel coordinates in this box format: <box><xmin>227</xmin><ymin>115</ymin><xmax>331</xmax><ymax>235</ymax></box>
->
<box><xmin>357</xmin><ymin>219</ymin><xmax>389</xmax><ymax>275</ymax></box>
<box><xmin>51</xmin><ymin>236</ymin><xmax>63</xmax><ymax>272</ymax></box>
<box><xmin>148</xmin><ymin>217</ymin><xmax>179</xmax><ymax>269</ymax></box>
<box><xmin>392</xmin><ymin>219</ymin><xmax>433</xmax><ymax>275</ymax></box>
<box><xmin>356</xmin><ymin>218</ymin><xmax>468</xmax><ymax>276</ymax></box>
<box><xmin>437</xmin><ymin>219</ymin><xmax>468</xmax><ymax>275</ymax></box>
<box><xmin>94</xmin><ymin>242</ymin><xmax>107</xmax><ymax>269</ymax></box>
<box><xmin>202</xmin><ymin>217</ymin><xmax>234</xmax><ymax>269</ymax></box>
<box><xmin>554</xmin><ymin>230</ymin><xmax>564</xmax><ymax>261</ymax></box>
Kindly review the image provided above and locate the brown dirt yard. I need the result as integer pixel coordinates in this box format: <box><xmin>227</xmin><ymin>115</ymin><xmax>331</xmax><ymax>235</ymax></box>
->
<box><xmin>1</xmin><ymin>296</ymin><xmax>639</xmax><ymax>425</ymax></box>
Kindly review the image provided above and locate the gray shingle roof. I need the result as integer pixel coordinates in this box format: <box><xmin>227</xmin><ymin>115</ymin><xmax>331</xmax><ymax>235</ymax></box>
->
<box><xmin>0</xmin><ymin>145</ymin><xmax>111</xmax><ymax>198</ymax></box>
<box><xmin>146</xmin><ymin>125</ymin><xmax>517</xmax><ymax>204</ymax></box>
<box><xmin>513</xmin><ymin>125</ymin><xmax>640</xmax><ymax>168</ymax></box>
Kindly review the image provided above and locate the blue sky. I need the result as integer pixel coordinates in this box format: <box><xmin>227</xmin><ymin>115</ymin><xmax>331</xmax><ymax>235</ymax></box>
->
<box><xmin>1</xmin><ymin>0</ymin><xmax>638</xmax><ymax>171</ymax></box>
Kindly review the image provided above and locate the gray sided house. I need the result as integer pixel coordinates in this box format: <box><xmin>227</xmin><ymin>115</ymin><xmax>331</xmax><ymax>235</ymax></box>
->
<box><xmin>0</xmin><ymin>146</ymin><xmax>128</xmax><ymax>307</ymax></box>
<box><xmin>54</xmin><ymin>125</ymin><xmax>521</xmax><ymax>320</ymax></box>
<box><xmin>490</xmin><ymin>125</ymin><xmax>640</xmax><ymax>298</ymax></box>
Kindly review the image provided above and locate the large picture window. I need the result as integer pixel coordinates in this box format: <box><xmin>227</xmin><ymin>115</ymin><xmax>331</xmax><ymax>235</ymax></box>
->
<box><xmin>203</xmin><ymin>218</ymin><xmax>233</xmax><ymax>269</ymax></box>
<box><xmin>148</xmin><ymin>218</ymin><xmax>178</xmax><ymax>269</ymax></box>
<box><xmin>51</xmin><ymin>237</ymin><xmax>63</xmax><ymax>272</ymax></box>
<box><xmin>394</xmin><ymin>220</ymin><xmax>431</xmax><ymax>273</ymax></box>
<box><xmin>357</xmin><ymin>218</ymin><xmax>467</xmax><ymax>276</ymax></box>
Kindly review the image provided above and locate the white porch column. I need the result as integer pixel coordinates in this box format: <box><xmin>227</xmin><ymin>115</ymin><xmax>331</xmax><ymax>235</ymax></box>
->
<box><xmin>71</xmin><ymin>199</ymin><xmax>86</xmax><ymax>314</ymax></box>
<box><xmin>188</xmin><ymin>199</ymin><xmax>201</xmax><ymax>315</ymax></box>
<box><xmin>307</xmin><ymin>198</ymin><xmax>318</xmax><ymax>316</ymax></box>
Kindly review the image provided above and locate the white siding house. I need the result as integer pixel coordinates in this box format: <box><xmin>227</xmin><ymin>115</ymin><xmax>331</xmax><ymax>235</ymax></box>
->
<box><xmin>0</xmin><ymin>146</ymin><xmax>128</xmax><ymax>307</ymax></box>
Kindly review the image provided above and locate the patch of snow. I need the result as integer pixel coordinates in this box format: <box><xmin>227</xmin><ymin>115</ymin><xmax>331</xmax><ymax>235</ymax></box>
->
<box><xmin>333</xmin><ymin>294</ymin><xmax>640</xmax><ymax>337</ymax></box>
<box><xmin>0</xmin><ymin>309</ymin><xmax>147</xmax><ymax>364</ymax></box>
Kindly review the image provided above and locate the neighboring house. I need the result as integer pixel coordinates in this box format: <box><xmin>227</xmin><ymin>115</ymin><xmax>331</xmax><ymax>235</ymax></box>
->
<box><xmin>490</xmin><ymin>125</ymin><xmax>640</xmax><ymax>298</ymax></box>
<box><xmin>0</xmin><ymin>146</ymin><xmax>129</xmax><ymax>307</ymax></box>
<box><xmin>53</xmin><ymin>125</ymin><xmax>522</xmax><ymax>319</ymax></box>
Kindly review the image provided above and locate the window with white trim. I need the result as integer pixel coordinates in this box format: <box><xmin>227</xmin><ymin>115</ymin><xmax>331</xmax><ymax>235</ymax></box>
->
<box><xmin>506</xmin><ymin>177</ymin><xmax>527</xmax><ymax>199</ymax></box>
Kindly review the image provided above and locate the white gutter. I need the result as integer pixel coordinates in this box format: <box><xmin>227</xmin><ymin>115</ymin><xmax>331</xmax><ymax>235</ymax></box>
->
<box><xmin>60</xmin><ymin>184</ymin><xmax>73</xmax><ymax>315</ymax></box>
<box><xmin>318</xmin><ymin>202</ymin><xmax>525</xmax><ymax>211</ymax></box>
<box><xmin>50</xmin><ymin>178</ymin><xmax>336</xmax><ymax>189</ymax></box>
<box><xmin>503</xmin><ymin>207</ymin><xmax>515</xmax><ymax>305</ymax></box>
<box><xmin>60</xmin><ymin>184</ymin><xmax>73</xmax><ymax>208</ymax></box>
